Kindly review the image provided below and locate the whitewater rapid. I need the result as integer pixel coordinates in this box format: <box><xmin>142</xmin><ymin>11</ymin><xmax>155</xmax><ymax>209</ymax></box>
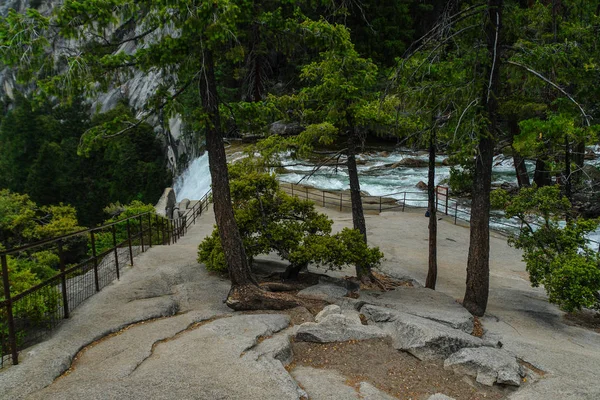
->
<box><xmin>172</xmin><ymin>149</ymin><xmax>600</xmax><ymax>245</ymax></box>
<box><xmin>174</xmin><ymin>153</ymin><xmax>212</xmax><ymax>201</ymax></box>
<box><xmin>173</xmin><ymin>150</ymin><xmax>528</xmax><ymax>203</ymax></box>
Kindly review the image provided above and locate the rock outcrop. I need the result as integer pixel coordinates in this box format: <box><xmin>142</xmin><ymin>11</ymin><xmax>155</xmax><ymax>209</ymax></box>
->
<box><xmin>296</xmin><ymin>283</ymin><xmax>349</xmax><ymax>302</ymax></box>
<box><xmin>295</xmin><ymin>307</ymin><xmax>388</xmax><ymax>343</ymax></box>
<box><xmin>444</xmin><ymin>347</ymin><xmax>524</xmax><ymax>386</ymax></box>
<box><xmin>361</xmin><ymin>287</ymin><xmax>474</xmax><ymax>333</ymax></box>
<box><xmin>361</xmin><ymin>305</ymin><xmax>492</xmax><ymax>361</ymax></box>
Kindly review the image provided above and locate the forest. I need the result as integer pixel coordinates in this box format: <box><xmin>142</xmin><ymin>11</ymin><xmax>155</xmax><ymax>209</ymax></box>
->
<box><xmin>0</xmin><ymin>0</ymin><xmax>599</xmax><ymax>316</ymax></box>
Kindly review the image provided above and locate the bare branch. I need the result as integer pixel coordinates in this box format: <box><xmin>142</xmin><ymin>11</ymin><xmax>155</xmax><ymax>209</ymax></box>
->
<box><xmin>507</xmin><ymin>60</ymin><xmax>591</xmax><ymax>126</ymax></box>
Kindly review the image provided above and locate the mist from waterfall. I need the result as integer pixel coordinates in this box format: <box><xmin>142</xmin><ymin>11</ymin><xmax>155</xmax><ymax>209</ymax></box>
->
<box><xmin>174</xmin><ymin>153</ymin><xmax>212</xmax><ymax>201</ymax></box>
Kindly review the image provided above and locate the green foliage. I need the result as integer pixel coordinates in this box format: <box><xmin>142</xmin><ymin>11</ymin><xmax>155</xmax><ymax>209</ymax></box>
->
<box><xmin>0</xmin><ymin>189</ymin><xmax>84</xmax><ymax>250</ymax></box>
<box><xmin>0</xmin><ymin>97</ymin><xmax>171</xmax><ymax>226</ymax></box>
<box><xmin>493</xmin><ymin>186</ymin><xmax>600</xmax><ymax>311</ymax></box>
<box><xmin>198</xmin><ymin>165</ymin><xmax>383</xmax><ymax>274</ymax></box>
<box><xmin>0</xmin><ymin>190</ymin><xmax>83</xmax><ymax>314</ymax></box>
<box><xmin>93</xmin><ymin>200</ymin><xmax>164</xmax><ymax>255</ymax></box>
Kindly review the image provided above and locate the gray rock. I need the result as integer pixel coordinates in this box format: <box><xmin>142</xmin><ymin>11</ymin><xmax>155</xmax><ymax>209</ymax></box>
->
<box><xmin>341</xmin><ymin>309</ymin><xmax>364</xmax><ymax>325</ymax></box>
<box><xmin>362</xmin><ymin>287</ymin><xmax>474</xmax><ymax>333</ymax></box>
<box><xmin>428</xmin><ymin>394</ymin><xmax>456</xmax><ymax>400</ymax></box>
<box><xmin>335</xmin><ymin>297</ymin><xmax>366</xmax><ymax>311</ymax></box>
<box><xmin>295</xmin><ymin>313</ymin><xmax>388</xmax><ymax>343</ymax></box>
<box><xmin>155</xmin><ymin>188</ymin><xmax>177</xmax><ymax>218</ymax></box>
<box><xmin>27</xmin><ymin>314</ymin><xmax>307</xmax><ymax>400</ymax></box>
<box><xmin>361</xmin><ymin>305</ymin><xmax>490</xmax><ymax>360</ymax></box>
<box><xmin>315</xmin><ymin>305</ymin><xmax>342</xmax><ymax>323</ymax></box>
<box><xmin>358</xmin><ymin>382</ymin><xmax>397</xmax><ymax>400</ymax></box>
<box><xmin>392</xmin><ymin>158</ymin><xmax>428</xmax><ymax>168</ymax></box>
<box><xmin>444</xmin><ymin>347</ymin><xmax>524</xmax><ymax>387</ymax></box>
<box><xmin>319</xmin><ymin>275</ymin><xmax>361</xmax><ymax>292</ymax></box>
<box><xmin>297</xmin><ymin>283</ymin><xmax>348</xmax><ymax>301</ymax></box>
<box><xmin>292</xmin><ymin>366</ymin><xmax>394</xmax><ymax>400</ymax></box>
<box><xmin>270</xmin><ymin>120</ymin><xmax>304</xmax><ymax>136</ymax></box>
<box><xmin>178</xmin><ymin>198</ymin><xmax>190</xmax><ymax>210</ymax></box>
<box><xmin>247</xmin><ymin>325</ymin><xmax>300</xmax><ymax>366</ymax></box>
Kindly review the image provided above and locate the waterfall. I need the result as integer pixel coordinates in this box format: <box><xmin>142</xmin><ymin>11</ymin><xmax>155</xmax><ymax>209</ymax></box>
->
<box><xmin>174</xmin><ymin>153</ymin><xmax>212</xmax><ymax>201</ymax></box>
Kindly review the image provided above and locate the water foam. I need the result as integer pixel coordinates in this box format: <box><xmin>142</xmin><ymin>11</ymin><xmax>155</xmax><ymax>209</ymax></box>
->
<box><xmin>174</xmin><ymin>153</ymin><xmax>212</xmax><ymax>201</ymax></box>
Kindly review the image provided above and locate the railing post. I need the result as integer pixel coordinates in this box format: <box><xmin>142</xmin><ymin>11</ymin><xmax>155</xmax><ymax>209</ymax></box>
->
<box><xmin>173</xmin><ymin>219</ymin><xmax>177</xmax><ymax>243</ymax></box>
<box><xmin>147</xmin><ymin>214</ymin><xmax>152</xmax><ymax>248</ymax></box>
<box><xmin>435</xmin><ymin>186</ymin><xmax>439</xmax><ymax>212</ymax></box>
<box><xmin>193</xmin><ymin>203</ymin><xmax>197</xmax><ymax>224</ymax></box>
<box><xmin>2</xmin><ymin>254</ymin><xmax>19</xmax><ymax>365</ymax></box>
<box><xmin>90</xmin><ymin>230</ymin><xmax>100</xmax><ymax>292</ymax></box>
<box><xmin>291</xmin><ymin>184</ymin><xmax>294</xmax><ymax>197</ymax></box>
<box><xmin>445</xmin><ymin>188</ymin><xmax>449</xmax><ymax>215</ymax></box>
<box><xmin>322</xmin><ymin>191</ymin><xmax>325</xmax><ymax>207</ymax></box>
<box><xmin>402</xmin><ymin>192</ymin><xmax>406</xmax><ymax>212</ymax></box>
<box><xmin>340</xmin><ymin>193</ymin><xmax>343</xmax><ymax>211</ymax></box>
<box><xmin>379</xmin><ymin>196</ymin><xmax>382</xmax><ymax>213</ymax></box>
<box><xmin>139</xmin><ymin>215</ymin><xmax>145</xmax><ymax>252</ymax></box>
<box><xmin>172</xmin><ymin>220</ymin><xmax>176</xmax><ymax>244</ymax></box>
<box><xmin>306</xmin><ymin>186</ymin><xmax>309</xmax><ymax>200</ymax></box>
<box><xmin>112</xmin><ymin>225</ymin><xmax>120</xmax><ymax>280</ymax></box>
<box><xmin>162</xmin><ymin>218</ymin><xmax>166</xmax><ymax>245</ymax></box>
<box><xmin>57</xmin><ymin>242</ymin><xmax>69</xmax><ymax>319</ymax></box>
<box><xmin>126</xmin><ymin>219</ymin><xmax>134</xmax><ymax>266</ymax></box>
<box><xmin>167</xmin><ymin>220</ymin><xmax>171</xmax><ymax>245</ymax></box>
<box><xmin>454</xmin><ymin>202</ymin><xmax>458</xmax><ymax>224</ymax></box>
<box><xmin>154</xmin><ymin>214</ymin><xmax>160</xmax><ymax>245</ymax></box>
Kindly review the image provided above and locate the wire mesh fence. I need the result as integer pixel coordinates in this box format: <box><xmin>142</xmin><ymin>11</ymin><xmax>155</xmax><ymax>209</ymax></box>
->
<box><xmin>0</xmin><ymin>191</ymin><xmax>211</xmax><ymax>368</ymax></box>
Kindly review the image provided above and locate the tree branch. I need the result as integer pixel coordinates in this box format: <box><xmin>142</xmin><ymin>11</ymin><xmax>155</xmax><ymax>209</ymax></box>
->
<box><xmin>507</xmin><ymin>60</ymin><xmax>591</xmax><ymax>126</ymax></box>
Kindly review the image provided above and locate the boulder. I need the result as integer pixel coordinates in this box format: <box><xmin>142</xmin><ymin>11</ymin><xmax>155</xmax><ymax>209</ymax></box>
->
<box><xmin>380</xmin><ymin>151</ymin><xmax>390</xmax><ymax>157</ymax></box>
<box><xmin>584</xmin><ymin>149</ymin><xmax>597</xmax><ymax>160</ymax></box>
<box><xmin>334</xmin><ymin>297</ymin><xmax>366</xmax><ymax>312</ymax></box>
<box><xmin>178</xmin><ymin>198</ymin><xmax>190</xmax><ymax>210</ymax></box>
<box><xmin>416</xmin><ymin>181</ymin><xmax>428</xmax><ymax>190</ymax></box>
<box><xmin>297</xmin><ymin>283</ymin><xmax>349</xmax><ymax>301</ymax></box>
<box><xmin>155</xmin><ymin>188</ymin><xmax>177</xmax><ymax>218</ymax></box>
<box><xmin>295</xmin><ymin>313</ymin><xmax>388</xmax><ymax>343</ymax></box>
<box><xmin>318</xmin><ymin>275</ymin><xmax>360</xmax><ymax>293</ymax></box>
<box><xmin>292</xmin><ymin>366</ymin><xmax>396</xmax><ymax>400</ymax></box>
<box><xmin>361</xmin><ymin>305</ymin><xmax>492</xmax><ymax>360</ymax></box>
<box><xmin>269</xmin><ymin>120</ymin><xmax>304</xmax><ymax>136</ymax></box>
<box><xmin>315</xmin><ymin>305</ymin><xmax>342</xmax><ymax>323</ymax></box>
<box><xmin>444</xmin><ymin>347</ymin><xmax>524</xmax><ymax>387</ymax></box>
<box><xmin>361</xmin><ymin>287</ymin><xmax>474</xmax><ymax>333</ymax></box>
<box><xmin>582</xmin><ymin>164</ymin><xmax>600</xmax><ymax>183</ymax></box>
<box><xmin>392</xmin><ymin>158</ymin><xmax>428</xmax><ymax>168</ymax></box>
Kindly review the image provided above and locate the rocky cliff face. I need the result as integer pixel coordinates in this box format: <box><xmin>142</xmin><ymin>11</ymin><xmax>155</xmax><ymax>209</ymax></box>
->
<box><xmin>0</xmin><ymin>0</ymin><xmax>196</xmax><ymax>175</ymax></box>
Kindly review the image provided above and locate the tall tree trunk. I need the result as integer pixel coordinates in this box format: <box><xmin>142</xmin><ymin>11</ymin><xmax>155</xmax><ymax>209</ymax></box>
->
<box><xmin>513</xmin><ymin>151</ymin><xmax>530</xmax><ymax>188</ymax></box>
<box><xmin>426</xmin><ymin>127</ymin><xmax>437</xmax><ymax>290</ymax></box>
<box><xmin>509</xmin><ymin>119</ymin><xmax>530</xmax><ymax>187</ymax></box>
<box><xmin>249</xmin><ymin>22</ymin><xmax>263</xmax><ymax>102</ymax></box>
<box><xmin>346</xmin><ymin>129</ymin><xmax>370</xmax><ymax>282</ymax></box>
<box><xmin>201</xmin><ymin>50</ymin><xmax>254</xmax><ymax>288</ymax></box>
<box><xmin>463</xmin><ymin>0</ymin><xmax>502</xmax><ymax>317</ymax></box>
<box><xmin>572</xmin><ymin>140</ymin><xmax>585</xmax><ymax>185</ymax></box>
<box><xmin>200</xmin><ymin>50</ymin><xmax>298</xmax><ymax>311</ymax></box>
<box><xmin>533</xmin><ymin>159</ymin><xmax>552</xmax><ymax>187</ymax></box>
